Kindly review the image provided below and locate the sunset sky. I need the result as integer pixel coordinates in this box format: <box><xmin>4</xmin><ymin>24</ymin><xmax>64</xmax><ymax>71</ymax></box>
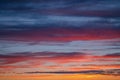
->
<box><xmin>0</xmin><ymin>0</ymin><xmax>120</xmax><ymax>80</ymax></box>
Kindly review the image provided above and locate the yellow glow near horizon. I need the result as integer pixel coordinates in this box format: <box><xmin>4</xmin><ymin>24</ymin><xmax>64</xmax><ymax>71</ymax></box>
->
<box><xmin>0</xmin><ymin>74</ymin><xmax>120</xmax><ymax>80</ymax></box>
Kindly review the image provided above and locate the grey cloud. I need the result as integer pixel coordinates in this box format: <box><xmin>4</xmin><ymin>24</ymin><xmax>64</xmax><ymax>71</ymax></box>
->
<box><xmin>25</xmin><ymin>69</ymin><xmax>120</xmax><ymax>75</ymax></box>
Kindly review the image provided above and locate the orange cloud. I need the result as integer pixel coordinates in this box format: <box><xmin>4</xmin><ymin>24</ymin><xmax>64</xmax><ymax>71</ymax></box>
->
<box><xmin>0</xmin><ymin>52</ymin><xmax>119</xmax><ymax>75</ymax></box>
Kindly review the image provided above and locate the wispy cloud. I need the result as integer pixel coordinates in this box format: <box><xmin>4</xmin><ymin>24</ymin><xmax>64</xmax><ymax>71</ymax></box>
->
<box><xmin>0</xmin><ymin>28</ymin><xmax>120</xmax><ymax>42</ymax></box>
<box><xmin>24</xmin><ymin>69</ymin><xmax>120</xmax><ymax>76</ymax></box>
<box><xmin>0</xmin><ymin>39</ymin><xmax>120</xmax><ymax>55</ymax></box>
<box><xmin>0</xmin><ymin>52</ymin><xmax>119</xmax><ymax>71</ymax></box>
<box><xmin>0</xmin><ymin>0</ymin><xmax>120</xmax><ymax>76</ymax></box>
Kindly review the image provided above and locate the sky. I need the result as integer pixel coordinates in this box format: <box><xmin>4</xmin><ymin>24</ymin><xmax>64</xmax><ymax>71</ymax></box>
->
<box><xmin>0</xmin><ymin>0</ymin><xmax>120</xmax><ymax>80</ymax></box>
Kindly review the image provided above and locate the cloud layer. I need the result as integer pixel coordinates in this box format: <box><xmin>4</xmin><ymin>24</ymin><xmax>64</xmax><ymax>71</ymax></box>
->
<box><xmin>0</xmin><ymin>0</ymin><xmax>120</xmax><ymax>76</ymax></box>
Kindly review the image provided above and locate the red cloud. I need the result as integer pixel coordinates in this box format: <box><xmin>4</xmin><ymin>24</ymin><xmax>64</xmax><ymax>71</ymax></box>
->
<box><xmin>0</xmin><ymin>52</ymin><xmax>119</xmax><ymax>70</ymax></box>
<box><xmin>0</xmin><ymin>27</ymin><xmax>120</xmax><ymax>42</ymax></box>
<box><xmin>0</xmin><ymin>52</ymin><xmax>90</xmax><ymax>68</ymax></box>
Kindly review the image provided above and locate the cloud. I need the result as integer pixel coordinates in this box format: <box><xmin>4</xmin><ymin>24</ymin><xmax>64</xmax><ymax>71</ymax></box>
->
<box><xmin>0</xmin><ymin>0</ymin><xmax>120</xmax><ymax>12</ymax></box>
<box><xmin>104</xmin><ymin>53</ymin><xmax>120</xmax><ymax>57</ymax></box>
<box><xmin>0</xmin><ymin>52</ymin><xmax>119</xmax><ymax>69</ymax></box>
<box><xmin>0</xmin><ymin>52</ymin><xmax>88</xmax><ymax>65</ymax></box>
<box><xmin>24</xmin><ymin>69</ymin><xmax>120</xmax><ymax>76</ymax></box>
<box><xmin>0</xmin><ymin>53</ymin><xmax>32</xmax><ymax>65</ymax></box>
<box><xmin>1</xmin><ymin>39</ymin><xmax>120</xmax><ymax>55</ymax></box>
<box><xmin>94</xmin><ymin>53</ymin><xmax>120</xmax><ymax>59</ymax></box>
<box><xmin>0</xmin><ymin>0</ymin><xmax>120</xmax><ymax>75</ymax></box>
<box><xmin>0</xmin><ymin>27</ymin><xmax>120</xmax><ymax>42</ymax></box>
<box><xmin>0</xmin><ymin>14</ymin><xmax>120</xmax><ymax>27</ymax></box>
<box><xmin>0</xmin><ymin>51</ymin><xmax>119</xmax><ymax>76</ymax></box>
<box><xmin>1</xmin><ymin>0</ymin><xmax>120</xmax><ymax>9</ymax></box>
<box><xmin>24</xmin><ymin>70</ymin><xmax>104</xmax><ymax>74</ymax></box>
<box><xmin>0</xmin><ymin>0</ymin><xmax>120</xmax><ymax>27</ymax></box>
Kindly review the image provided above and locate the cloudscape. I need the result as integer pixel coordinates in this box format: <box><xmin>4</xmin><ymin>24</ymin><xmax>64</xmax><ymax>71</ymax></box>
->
<box><xmin>0</xmin><ymin>0</ymin><xmax>120</xmax><ymax>80</ymax></box>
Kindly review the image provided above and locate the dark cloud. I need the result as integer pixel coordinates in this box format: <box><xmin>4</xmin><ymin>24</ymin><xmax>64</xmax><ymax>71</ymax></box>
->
<box><xmin>25</xmin><ymin>69</ymin><xmax>120</xmax><ymax>76</ymax></box>
<box><xmin>0</xmin><ymin>0</ymin><xmax>120</xmax><ymax>28</ymax></box>
<box><xmin>24</xmin><ymin>70</ymin><xmax>104</xmax><ymax>74</ymax></box>
<box><xmin>0</xmin><ymin>52</ymin><xmax>86</xmax><ymax>57</ymax></box>
<box><xmin>0</xmin><ymin>27</ymin><xmax>120</xmax><ymax>42</ymax></box>
<box><xmin>104</xmin><ymin>53</ymin><xmax>120</xmax><ymax>57</ymax></box>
